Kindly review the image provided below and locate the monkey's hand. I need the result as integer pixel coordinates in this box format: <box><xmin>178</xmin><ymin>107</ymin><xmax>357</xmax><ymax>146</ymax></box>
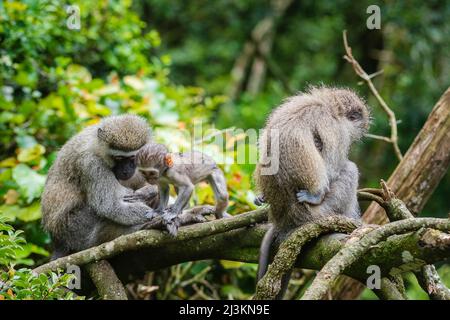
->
<box><xmin>144</xmin><ymin>209</ymin><xmax>159</xmax><ymax>220</ymax></box>
<box><xmin>123</xmin><ymin>187</ymin><xmax>158</xmax><ymax>204</ymax></box>
<box><xmin>296</xmin><ymin>189</ymin><xmax>326</xmax><ymax>205</ymax></box>
<box><xmin>254</xmin><ymin>194</ymin><xmax>266</xmax><ymax>206</ymax></box>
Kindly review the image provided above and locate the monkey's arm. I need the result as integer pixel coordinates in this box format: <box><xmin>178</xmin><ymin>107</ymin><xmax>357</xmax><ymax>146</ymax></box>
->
<box><xmin>123</xmin><ymin>184</ymin><xmax>159</xmax><ymax>206</ymax></box>
<box><xmin>82</xmin><ymin>156</ymin><xmax>154</xmax><ymax>225</ymax></box>
<box><xmin>165</xmin><ymin>169</ymin><xmax>194</xmax><ymax>214</ymax></box>
<box><xmin>315</xmin><ymin>161</ymin><xmax>360</xmax><ymax>216</ymax></box>
<box><xmin>280</xmin><ymin>128</ymin><xmax>329</xmax><ymax>206</ymax></box>
<box><xmin>296</xmin><ymin>189</ymin><xmax>327</xmax><ymax>205</ymax></box>
<box><xmin>157</xmin><ymin>182</ymin><xmax>170</xmax><ymax>212</ymax></box>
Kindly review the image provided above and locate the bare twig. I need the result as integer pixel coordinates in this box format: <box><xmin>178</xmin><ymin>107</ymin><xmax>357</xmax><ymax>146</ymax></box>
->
<box><xmin>343</xmin><ymin>30</ymin><xmax>403</xmax><ymax>161</ymax></box>
<box><xmin>364</xmin><ymin>133</ymin><xmax>392</xmax><ymax>143</ymax></box>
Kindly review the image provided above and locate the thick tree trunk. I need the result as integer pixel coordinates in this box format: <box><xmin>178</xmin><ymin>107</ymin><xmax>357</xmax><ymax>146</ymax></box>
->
<box><xmin>332</xmin><ymin>87</ymin><xmax>450</xmax><ymax>300</ymax></box>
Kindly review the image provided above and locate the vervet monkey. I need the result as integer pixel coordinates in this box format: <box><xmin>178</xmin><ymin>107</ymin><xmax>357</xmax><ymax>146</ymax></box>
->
<box><xmin>42</xmin><ymin>115</ymin><xmax>155</xmax><ymax>258</ymax></box>
<box><xmin>126</xmin><ymin>143</ymin><xmax>230</xmax><ymax>235</ymax></box>
<box><xmin>254</xmin><ymin>86</ymin><xmax>370</xmax><ymax>297</ymax></box>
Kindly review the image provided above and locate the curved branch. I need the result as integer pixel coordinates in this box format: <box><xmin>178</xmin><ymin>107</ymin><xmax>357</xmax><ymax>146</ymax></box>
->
<box><xmin>31</xmin><ymin>212</ymin><xmax>449</xmax><ymax>299</ymax></box>
<box><xmin>253</xmin><ymin>216</ymin><xmax>360</xmax><ymax>300</ymax></box>
<box><xmin>302</xmin><ymin>218</ymin><xmax>450</xmax><ymax>300</ymax></box>
<box><xmin>379</xmin><ymin>181</ymin><xmax>449</xmax><ymax>300</ymax></box>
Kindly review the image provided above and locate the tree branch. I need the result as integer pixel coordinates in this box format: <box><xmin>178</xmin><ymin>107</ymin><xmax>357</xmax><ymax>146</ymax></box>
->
<box><xmin>415</xmin><ymin>265</ymin><xmax>450</xmax><ymax>300</ymax></box>
<box><xmin>343</xmin><ymin>30</ymin><xmax>402</xmax><ymax>161</ymax></box>
<box><xmin>253</xmin><ymin>216</ymin><xmax>360</xmax><ymax>300</ymax></box>
<box><xmin>32</xmin><ymin>210</ymin><xmax>449</xmax><ymax>300</ymax></box>
<box><xmin>302</xmin><ymin>218</ymin><xmax>450</xmax><ymax>300</ymax></box>
<box><xmin>33</xmin><ymin>208</ymin><xmax>268</xmax><ymax>275</ymax></box>
<box><xmin>85</xmin><ymin>260</ymin><xmax>128</xmax><ymax>300</ymax></box>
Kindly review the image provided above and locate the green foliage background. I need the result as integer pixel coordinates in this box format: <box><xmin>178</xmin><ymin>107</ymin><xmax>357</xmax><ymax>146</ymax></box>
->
<box><xmin>0</xmin><ymin>0</ymin><xmax>448</xmax><ymax>299</ymax></box>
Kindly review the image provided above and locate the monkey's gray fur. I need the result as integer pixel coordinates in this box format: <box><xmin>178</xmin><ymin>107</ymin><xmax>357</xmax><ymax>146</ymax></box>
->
<box><xmin>41</xmin><ymin>115</ymin><xmax>155</xmax><ymax>258</ymax></box>
<box><xmin>254</xmin><ymin>86</ymin><xmax>370</xmax><ymax>297</ymax></box>
<box><xmin>130</xmin><ymin>143</ymin><xmax>230</xmax><ymax>235</ymax></box>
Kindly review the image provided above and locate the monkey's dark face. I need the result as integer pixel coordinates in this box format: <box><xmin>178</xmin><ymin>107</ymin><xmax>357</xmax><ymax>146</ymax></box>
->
<box><xmin>112</xmin><ymin>155</ymin><xmax>137</xmax><ymax>180</ymax></box>
<box><xmin>345</xmin><ymin>105</ymin><xmax>370</xmax><ymax>140</ymax></box>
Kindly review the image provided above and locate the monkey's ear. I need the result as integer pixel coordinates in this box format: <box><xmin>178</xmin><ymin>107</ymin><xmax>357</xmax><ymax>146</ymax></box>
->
<box><xmin>98</xmin><ymin>128</ymin><xmax>106</xmax><ymax>141</ymax></box>
<box><xmin>164</xmin><ymin>154</ymin><xmax>174</xmax><ymax>168</ymax></box>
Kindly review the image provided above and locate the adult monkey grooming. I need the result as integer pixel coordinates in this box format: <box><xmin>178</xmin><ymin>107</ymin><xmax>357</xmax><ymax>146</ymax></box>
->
<box><xmin>41</xmin><ymin>115</ymin><xmax>158</xmax><ymax>258</ymax></box>
<box><xmin>254</xmin><ymin>86</ymin><xmax>370</xmax><ymax>297</ymax></box>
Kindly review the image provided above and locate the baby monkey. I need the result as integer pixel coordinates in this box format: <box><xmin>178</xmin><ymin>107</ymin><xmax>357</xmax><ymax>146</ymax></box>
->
<box><xmin>126</xmin><ymin>143</ymin><xmax>230</xmax><ymax>235</ymax></box>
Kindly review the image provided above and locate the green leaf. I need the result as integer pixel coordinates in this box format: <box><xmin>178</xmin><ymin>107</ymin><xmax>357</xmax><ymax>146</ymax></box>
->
<box><xmin>17</xmin><ymin>144</ymin><xmax>46</xmax><ymax>163</ymax></box>
<box><xmin>12</xmin><ymin>164</ymin><xmax>46</xmax><ymax>203</ymax></box>
<box><xmin>16</xmin><ymin>202</ymin><xmax>42</xmax><ymax>222</ymax></box>
<box><xmin>220</xmin><ymin>260</ymin><xmax>244</xmax><ymax>269</ymax></box>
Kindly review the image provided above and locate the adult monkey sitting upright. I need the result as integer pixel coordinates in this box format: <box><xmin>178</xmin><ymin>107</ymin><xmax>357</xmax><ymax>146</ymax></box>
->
<box><xmin>41</xmin><ymin>115</ymin><xmax>157</xmax><ymax>258</ymax></box>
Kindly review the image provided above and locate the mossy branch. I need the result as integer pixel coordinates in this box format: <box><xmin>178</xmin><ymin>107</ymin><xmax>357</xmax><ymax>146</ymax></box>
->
<box><xmin>33</xmin><ymin>190</ymin><xmax>450</xmax><ymax>301</ymax></box>
<box><xmin>253</xmin><ymin>216</ymin><xmax>360</xmax><ymax>300</ymax></box>
<box><xmin>33</xmin><ymin>208</ymin><xmax>268</xmax><ymax>275</ymax></box>
<box><xmin>302</xmin><ymin>218</ymin><xmax>450</xmax><ymax>300</ymax></box>
<box><xmin>85</xmin><ymin>260</ymin><xmax>128</xmax><ymax>300</ymax></box>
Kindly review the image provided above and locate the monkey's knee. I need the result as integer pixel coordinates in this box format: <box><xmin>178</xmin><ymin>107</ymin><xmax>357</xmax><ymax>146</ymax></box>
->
<box><xmin>214</xmin><ymin>193</ymin><xmax>229</xmax><ymax>219</ymax></box>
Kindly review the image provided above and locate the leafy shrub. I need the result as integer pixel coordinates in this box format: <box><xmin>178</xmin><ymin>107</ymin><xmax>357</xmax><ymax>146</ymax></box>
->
<box><xmin>0</xmin><ymin>218</ymin><xmax>78</xmax><ymax>300</ymax></box>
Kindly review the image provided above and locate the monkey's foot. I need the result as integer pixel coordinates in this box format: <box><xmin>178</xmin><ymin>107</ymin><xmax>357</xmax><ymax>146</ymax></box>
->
<box><xmin>161</xmin><ymin>209</ymin><xmax>181</xmax><ymax>236</ymax></box>
<box><xmin>164</xmin><ymin>218</ymin><xmax>181</xmax><ymax>236</ymax></box>
<box><xmin>254</xmin><ymin>194</ymin><xmax>266</xmax><ymax>206</ymax></box>
<box><xmin>296</xmin><ymin>189</ymin><xmax>325</xmax><ymax>205</ymax></box>
<box><xmin>221</xmin><ymin>212</ymin><xmax>233</xmax><ymax>218</ymax></box>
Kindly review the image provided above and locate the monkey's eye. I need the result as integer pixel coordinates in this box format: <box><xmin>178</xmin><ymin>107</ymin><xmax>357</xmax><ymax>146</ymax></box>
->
<box><xmin>313</xmin><ymin>132</ymin><xmax>323</xmax><ymax>152</ymax></box>
<box><xmin>347</xmin><ymin>110</ymin><xmax>362</xmax><ymax>121</ymax></box>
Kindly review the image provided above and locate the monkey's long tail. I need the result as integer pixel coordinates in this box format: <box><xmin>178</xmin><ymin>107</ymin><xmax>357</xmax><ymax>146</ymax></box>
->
<box><xmin>257</xmin><ymin>225</ymin><xmax>275</xmax><ymax>281</ymax></box>
<box><xmin>257</xmin><ymin>225</ymin><xmax>292</xmax><ymax>299</ymax></box>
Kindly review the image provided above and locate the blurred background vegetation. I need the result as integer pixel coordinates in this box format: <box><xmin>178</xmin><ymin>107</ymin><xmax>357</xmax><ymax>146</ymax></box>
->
<box><xmin>0</xmin><ymin>0</ymin><xmax>448</xmax><ymax>299</ymax></box>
